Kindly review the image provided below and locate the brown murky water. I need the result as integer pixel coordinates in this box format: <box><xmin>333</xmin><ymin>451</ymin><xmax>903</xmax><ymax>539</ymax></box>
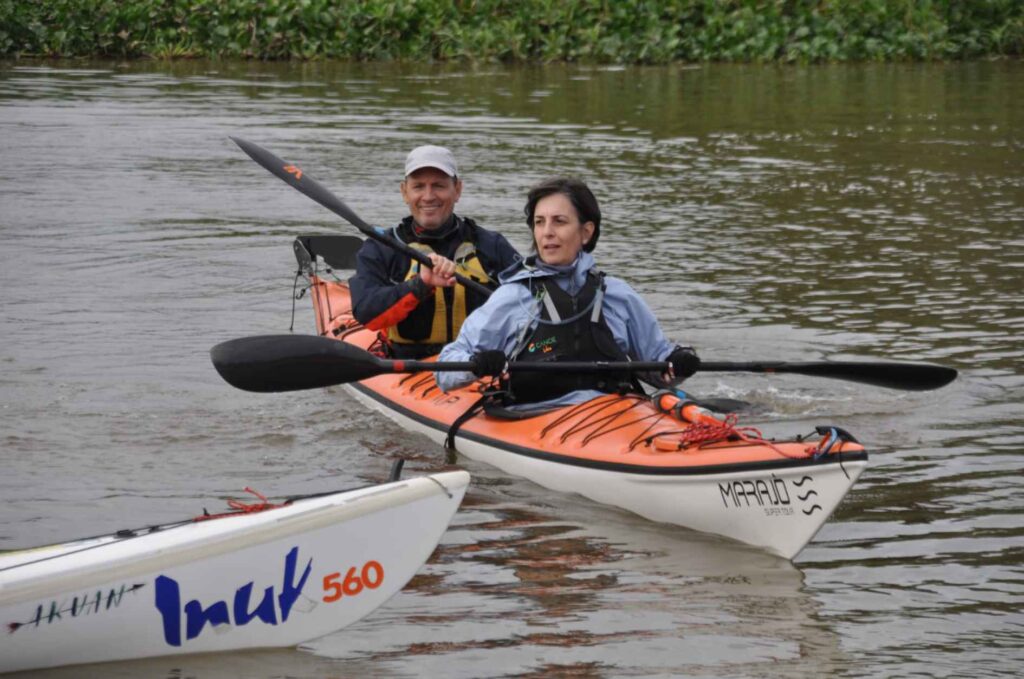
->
<box><xmin>1</xmin><ymin>60</ymin><xmax>1021</xmax><ymax>677</ymax></box>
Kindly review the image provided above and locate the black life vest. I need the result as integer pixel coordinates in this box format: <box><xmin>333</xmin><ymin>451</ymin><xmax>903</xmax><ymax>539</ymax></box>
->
<box><xmin>506</xmin><ymin>270</ymin><xmax>636</xmax><ymax>404</ymax></box>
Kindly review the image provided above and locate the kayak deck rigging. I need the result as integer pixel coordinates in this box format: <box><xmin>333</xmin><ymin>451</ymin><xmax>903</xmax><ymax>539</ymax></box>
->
<box><xmin>302</xmin><ymin>265</ymin><xmax>866</xmax><ymax>473</ymax></box>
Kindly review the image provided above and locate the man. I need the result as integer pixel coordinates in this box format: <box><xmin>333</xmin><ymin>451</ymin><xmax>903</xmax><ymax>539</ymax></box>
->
<box><xmin>349</xmin><ymin>145</ymin><xmax>520</xmax><ymax>358</ymax></box>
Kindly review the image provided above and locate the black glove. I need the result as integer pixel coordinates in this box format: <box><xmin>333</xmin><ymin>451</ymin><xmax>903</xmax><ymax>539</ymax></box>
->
<box><xmin>668</xmin><ymin>346</ymin><xmax>700</xmax><ymax>379</ymax></box>
<box><xmin>471</xmin><ymin>350</ymin><xmax>508</xmax><ymax>378</ymax></box>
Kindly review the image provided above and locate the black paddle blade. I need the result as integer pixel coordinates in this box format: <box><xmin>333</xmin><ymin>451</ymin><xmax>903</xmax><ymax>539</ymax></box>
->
<box><xmin>789</xmin><ymin>361</ymin><xmax>956</xmax><ymax>391</ymax></box>
<box><xmin>210</xmin><ymin>335</ymin><xmax>385</xmax><ymax>392</ymax></box>
<box><xmin>230</xmin><ymin>137</ymin><xmax>375</xmax><ymax>231</ymax></box>
<box><xmin>700</xmin><ymin>360</ymin><xmax>958</xmax><ymax>391</ymax></box>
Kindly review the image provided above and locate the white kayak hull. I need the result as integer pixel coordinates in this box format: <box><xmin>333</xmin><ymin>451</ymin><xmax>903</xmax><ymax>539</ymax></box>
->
<box><xmin>459</xmin><ymin>435</ymin><xmax>865</xmax><ymax>559</ymax></box>
<box><xmin>348</xmin><ymin>385</ymin><xmax>864</xmax><ymax>560</ymax></box>
<box><xmin>0</xmin><ymin>471</ymin><xmax>469</xmax><ymax>673</ymax></box>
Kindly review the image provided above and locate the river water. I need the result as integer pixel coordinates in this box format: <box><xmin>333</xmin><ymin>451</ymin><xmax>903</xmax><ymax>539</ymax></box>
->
<box><xmin>1</xmin><ymin>60</ymin><xmax>1021</xmax><ymax>678</ymax></box>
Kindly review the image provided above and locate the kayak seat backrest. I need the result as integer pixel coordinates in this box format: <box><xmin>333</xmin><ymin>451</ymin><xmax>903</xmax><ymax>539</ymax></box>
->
<box><xmin>293</xmin><ymin>235</ymin><xmax>364</xmax><ymax>273</ymax></box>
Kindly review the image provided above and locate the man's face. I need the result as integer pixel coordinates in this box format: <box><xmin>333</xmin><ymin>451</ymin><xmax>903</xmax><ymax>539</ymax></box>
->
<box><xmin>400</xmin><ymin>167</ymin><xmax>462</xmax><ymax>230</ymax></box>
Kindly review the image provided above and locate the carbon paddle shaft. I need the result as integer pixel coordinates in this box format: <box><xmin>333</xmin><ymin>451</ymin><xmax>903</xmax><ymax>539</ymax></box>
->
<box><xmin>393</xmin><ymin>359</ymin><xmax>668</xmax><ymax>373</ymax></box>
<box><xmin>231</xmin><ymin>137</ymin><xmax>493</xmax><ymax>297</ymax></box>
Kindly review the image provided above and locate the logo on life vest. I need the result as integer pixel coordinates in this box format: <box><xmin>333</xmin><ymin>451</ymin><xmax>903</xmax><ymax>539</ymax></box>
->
<box><xmin>527</xmin><ymin>337</ymin><xmax>557</xmax><ymax>354</ymax></box>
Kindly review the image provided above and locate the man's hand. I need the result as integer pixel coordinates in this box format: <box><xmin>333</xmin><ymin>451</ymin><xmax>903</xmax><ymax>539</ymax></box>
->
<box><xmin>419</xmin><ymin>253</ymin><xmax>457</xmax><ymax>288</ymax></box>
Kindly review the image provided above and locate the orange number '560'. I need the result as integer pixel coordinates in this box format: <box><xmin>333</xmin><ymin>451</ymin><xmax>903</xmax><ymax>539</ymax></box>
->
<box><xmin>322</xmin><ymin>561</ymin><xmax>384</xmax><ymax>603</ymax></box>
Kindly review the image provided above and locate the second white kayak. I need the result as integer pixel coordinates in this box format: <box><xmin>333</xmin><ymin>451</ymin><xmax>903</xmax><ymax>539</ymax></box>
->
<box><xmin>0</xmin><ymin>470</ymin><xmax>470</xmax><ymax>674</ymax></box>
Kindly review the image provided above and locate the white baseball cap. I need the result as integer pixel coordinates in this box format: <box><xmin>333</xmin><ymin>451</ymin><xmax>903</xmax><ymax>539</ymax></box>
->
<box><xmin>405</xmin><ymin>145</ymin><xmax>458</xmax><ymax>178</ymax></box>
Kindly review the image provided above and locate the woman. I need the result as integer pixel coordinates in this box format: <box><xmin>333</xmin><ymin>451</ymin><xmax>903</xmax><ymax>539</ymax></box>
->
<box><xmin>435</xmin><ymin>177</ymin><xmax>699</xmax><ymax>408</ymax></box>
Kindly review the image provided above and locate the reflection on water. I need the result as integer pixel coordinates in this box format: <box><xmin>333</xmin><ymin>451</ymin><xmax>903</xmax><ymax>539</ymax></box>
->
<box><xmin>305</xmin><ymin>476</ymin><xmax>840</xmax><ymax>679</ymax></box>
<box><xmin>1</xmin><ymin>60</ymin><xmax>1021</xmax><ymax>677</ymax></box>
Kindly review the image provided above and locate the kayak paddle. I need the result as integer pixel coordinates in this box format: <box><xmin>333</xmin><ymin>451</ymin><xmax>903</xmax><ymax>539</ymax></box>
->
<box><xmin>211</xmin><ymin>334</ymin><xmax>958</xmax><ymax>394</ymax></box>
<box><xmin>231</xmin><ymin>137</ymin><xmax>493</xmax><ymax>297</ymax></box>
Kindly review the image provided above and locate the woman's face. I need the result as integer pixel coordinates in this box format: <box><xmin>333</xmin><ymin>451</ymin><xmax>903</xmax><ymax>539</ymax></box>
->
<box><xmin>532</xmin><ymin>193</ymin><xmax>595</xmax><ymax>267</ymax></box>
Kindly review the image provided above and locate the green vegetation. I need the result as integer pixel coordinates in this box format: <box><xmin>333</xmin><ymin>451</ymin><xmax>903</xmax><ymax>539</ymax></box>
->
<box><xmin>2</xmin><ymin>0</ymin><xmax>1022</xmax><ymax>62</ymax></box>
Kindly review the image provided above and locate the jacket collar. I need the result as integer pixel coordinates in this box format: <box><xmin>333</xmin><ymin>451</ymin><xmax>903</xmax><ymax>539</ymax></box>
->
<box><xmin>501</xmin><ymin>251</ymin><xmax>595</xmax><ymax>287</ymax></box>
<box><xmin>396</xmin><ymin>214</ymin><xmax>462</xmax><ymax>243</ymax></box>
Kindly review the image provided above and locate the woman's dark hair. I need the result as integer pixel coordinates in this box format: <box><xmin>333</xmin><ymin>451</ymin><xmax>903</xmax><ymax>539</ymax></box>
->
<box><xmin>523</xmin><ymin>177</ymin><xmax>601</xmax><ymax>253</ymax></box>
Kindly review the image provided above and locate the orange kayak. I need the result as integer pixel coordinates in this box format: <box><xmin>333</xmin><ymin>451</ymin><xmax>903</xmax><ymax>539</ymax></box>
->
<box><xmin>296</xmin><ymin>239</ymin><xmax>867</xmax><ymax>560</ymax></box>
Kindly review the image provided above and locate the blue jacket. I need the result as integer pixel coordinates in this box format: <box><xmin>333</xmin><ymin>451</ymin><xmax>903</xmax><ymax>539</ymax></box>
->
<box><xmin>436</xmin><ymin>252</ymin><xmax>676</xmax><ymax>408</ymax></box>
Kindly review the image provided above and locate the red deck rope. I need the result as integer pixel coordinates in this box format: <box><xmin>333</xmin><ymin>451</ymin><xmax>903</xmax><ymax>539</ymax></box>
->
<box><xmin>677</xmin><ymin>412</ymin><xmax>753</xmax><ymax>448</ymax></box>
<box><xmin>677</xmin><ymin>414</ymin><xmax>811</xmax><ymax>459</ymax></box>
<box><xmin>644</xmin><ymin>394</ymin><xmax>814</xmax><ymax>459</ymax></box>
<box><xmin>193</xmin><ymin>487</ymin><xmax>285</xmax><ymax>522</ymax></box>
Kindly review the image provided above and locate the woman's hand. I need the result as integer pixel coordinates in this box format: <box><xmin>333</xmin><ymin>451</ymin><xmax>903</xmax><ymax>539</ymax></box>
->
<box><xmin>471</xmin><ymin>350</ymin><xmax>509</xmax><ymax>378</ymax></box>
<box><xmin>665</xmin><ymin>346</ymin><xmax>701</xmax><ymax>382</ymax></box>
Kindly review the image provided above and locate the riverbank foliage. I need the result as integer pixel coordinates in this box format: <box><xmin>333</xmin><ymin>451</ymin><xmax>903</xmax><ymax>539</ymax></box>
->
<box><xmin>3</xmin><ymin>0</ymin><xmax>1022</xmax><ymax>62</ymax></box>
